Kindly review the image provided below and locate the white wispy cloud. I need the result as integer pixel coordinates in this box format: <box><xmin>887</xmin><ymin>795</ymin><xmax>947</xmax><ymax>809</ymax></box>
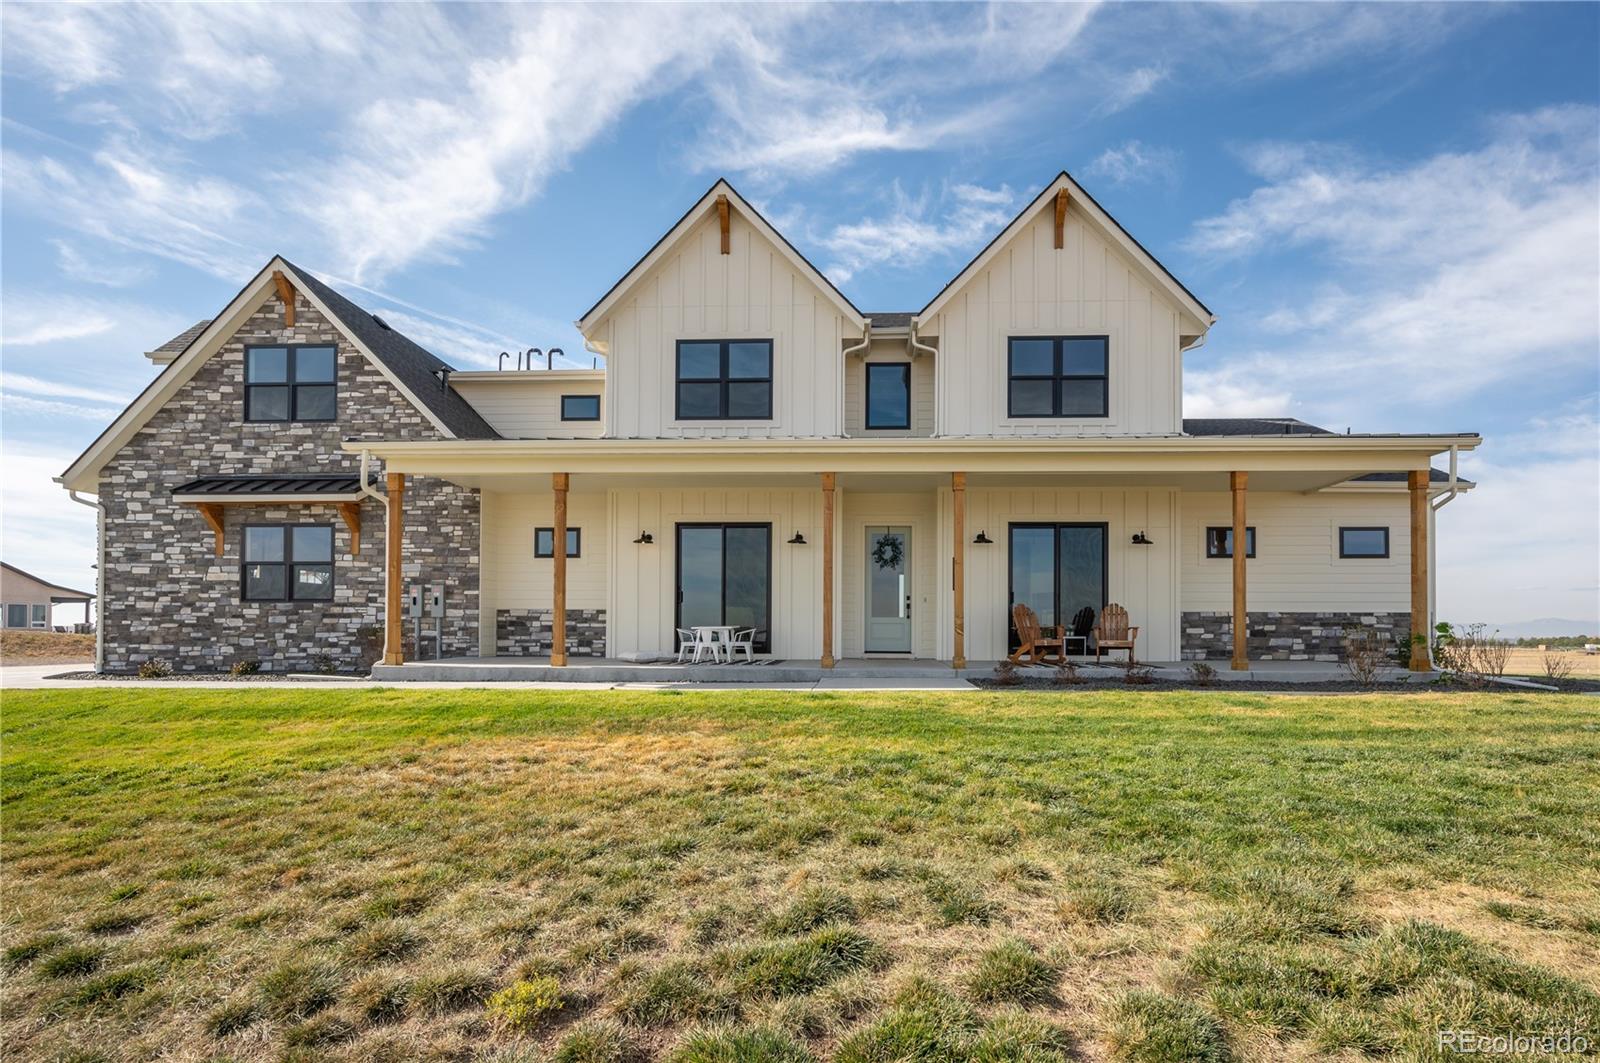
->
<box><xmin>1085</xmin><ymin>140</ymin><xmax>1180</xmax><ymax>186</ymax></box>
<box><xmin>1182</xmin><ymin>105</ymin><xmax>1600</xmax><ymax>419</ymax></box>
<box><xmin>52</xmin><ymin>240</ymin><xmax>154</xmax><ymax>287</ymax></box>
<box><xmin>818</xmin><ymin>183</ymin><xmax>1018</xmax><ymax>285</ymax></box>
<box><xmin>0</xmin><ymin>298</ymin><xmax>117</xmax><ymax>347</ymax></box>
<box><xmin>0</xmin><ymin>372</ymin><xmax>129</xmax><ymax>407</ymax></box>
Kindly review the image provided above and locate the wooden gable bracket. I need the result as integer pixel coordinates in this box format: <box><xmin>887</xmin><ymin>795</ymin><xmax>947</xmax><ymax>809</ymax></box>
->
<box><xmin>272</xmin><ymin>270</ymin><xmax>297</xmax><ymax>328</ymax></box>
<box><xmin>338</xmin><ymin>502</ymin><xmax>362</xmax><ymax>556</ymax></box>
<box><xmin>194</xmin><ymin>503</ymin><xmax>226</xmax><ymax>557</ymax></box>
<box><xmin>716</xmin><ymin>194</ymin><xmax>731</xmax><ymax>254</ymax></box>
<box><xmin>1054</xmin><ymin>188</ymin><xmax>1069</xmax><ymax>250</ymax></box>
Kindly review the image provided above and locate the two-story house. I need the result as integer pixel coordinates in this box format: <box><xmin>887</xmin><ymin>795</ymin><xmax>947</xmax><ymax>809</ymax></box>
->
<box><xmin>58</xmin><ymin>174</ymin><xmax>1478</xmax><ymax>675</ymax></box>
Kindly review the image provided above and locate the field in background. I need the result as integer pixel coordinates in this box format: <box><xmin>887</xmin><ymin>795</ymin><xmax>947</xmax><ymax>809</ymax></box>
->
<box><xmin>3</xmin><ymin>688</ymin><xmax>1597</xmax><ymax>1062</ymax></box>
<box><xmin>0</xmin><ymin>630</ymin><xmax>95</xmax><ymax>665</ymax></box>
<box><xmin>1505</xmin><ymin>647</ymin><xmax>1600</xmax><ymax>678</ymax></box>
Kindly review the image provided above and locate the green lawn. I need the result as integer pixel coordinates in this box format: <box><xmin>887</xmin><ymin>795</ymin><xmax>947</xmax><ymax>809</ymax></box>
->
<box><xmin>3</xmin><ymin>688</ymin><xmax>1597</xmax><ymax>1062</ymax></box>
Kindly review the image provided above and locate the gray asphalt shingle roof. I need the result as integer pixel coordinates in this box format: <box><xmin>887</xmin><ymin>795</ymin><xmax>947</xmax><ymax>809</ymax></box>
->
<box><xmin>146</xmin><ymin>319</ymin><xmax>212</xmax><ymax>359</ymax></box>
<box><xmin>1183</xmin><ymin>417</ymin><xmax>1335</xmax><ymax>436</ymax></box>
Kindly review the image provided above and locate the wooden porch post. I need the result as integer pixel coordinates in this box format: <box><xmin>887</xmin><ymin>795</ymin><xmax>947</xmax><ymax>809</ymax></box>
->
<box><xmin>952</xmin><ymin>472</ymin><xmax>967</xmax><ymax>669</ymax></box>
<box><xmin>821</xmin><ymin>472</ymin><xmax>836</xmax><ymax>668</ymax></box>
<box><xmin>552</xmin><ymin>472</ymin><xmax>569</xmax><ymax>667</ymax></box>
<box><xmin>1408</xmin><ymin>470</ymin><xmax>1430</xmax><ymax>672</ymax></box>
<box><xmin>1230</xmin><ymin>471</ymin><xmax>1248</xmax><ymax>671</ymax></box>
<box><xmin>383</xmin><ymin>472</ymin><xmax>405</xmax><ymax>665</ymax></box>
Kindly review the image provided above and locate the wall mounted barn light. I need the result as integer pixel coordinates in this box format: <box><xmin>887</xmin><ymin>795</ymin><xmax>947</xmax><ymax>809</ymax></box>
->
<box><xmin>787</xmin><ymin>531</ymin><xmax>808</xmax><ymax>545</ymax></box>
<box><xmin>632</xmin><ymin>531</ymin><xmax>654</xmax><ymax>544</ymax></box>
<box><xmin>972</xmin><ymin>530</ymin><xmax>993</xmax><ymax>544</ymax></box>
<box><xmin>1131</xmin><ymin>532</ymin><xmax>1154</xmax><ymax>545</ymax></box>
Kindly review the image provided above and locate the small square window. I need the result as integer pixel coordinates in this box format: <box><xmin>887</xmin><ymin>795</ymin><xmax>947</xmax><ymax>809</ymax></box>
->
<box><xmin>561</xmin><ymin>394</ymin><xmax>601</xmax><ymax>421</ymax></box>
<box><xmin>1007</xmin><ymin>336</ymin><xmax>1109</xmax><ymax>418</ymax></box>
<box><xmin>30</xmin><ymin>604</ymin><xmax>48</xmax><ymax>628</ymax></box>
<box><xmin>241</xmin><ymin>525</ymin><xmax>337</xmax><ymax>601</ymax></box>
<box><xmin>245</xmin><ymin>345</ymin><xmax>338</xmax><ymax>423</ymax></box>
<box><xmin>4</xmin><ymin>604</ymin><xmax>26</xmax><ymax>628</ymax></box>
<box><xmin>675</xmin><ymin>340</ymin><xmax>772</xmax><ymax>419</ymax></box>
<box><xmin>1205</xmin><ymin>526</ymin><xmax>1256</xmax><ymax>558</ymax></box>
<box><xmin>1339</xmin><ymin>527</ymin><xmax>1390</xmax><ymax>558</ymax></box>
<box><xmin>534</xmin><ymin>527</ymin><xmax>582</xmax><ymax>558</ymax></box>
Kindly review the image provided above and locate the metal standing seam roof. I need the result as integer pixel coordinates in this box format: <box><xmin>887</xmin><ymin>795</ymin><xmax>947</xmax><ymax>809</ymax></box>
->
<box><xmin>170</xmin><ymin>474</ymin><xmax>370</xmax><ymax>497</ymax></box>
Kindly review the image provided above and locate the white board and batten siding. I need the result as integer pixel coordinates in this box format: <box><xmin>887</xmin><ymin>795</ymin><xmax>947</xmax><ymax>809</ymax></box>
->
<box><xmin>598</xmin><ymin>212</ymin><xmax>857</xmax><ymax>439</ymax></box>
<box><xmin>479</xmin><ymin>491</ymin><xmax>610</xmax><ymax>655</ymax></box>
<box><xmin>936</xmin><ymin>487</ymin><xmax>1180</xmax><ymax>662</ymax></box>
<box><xmin>931</xmin><ymin>206</ymin><xmax>1183</xmax><ymax>438</ymax></box>
<box><xmin>1180</xmin><ymin>492</ymin><xmax>1412</xmax><ymax>613</ymax></box>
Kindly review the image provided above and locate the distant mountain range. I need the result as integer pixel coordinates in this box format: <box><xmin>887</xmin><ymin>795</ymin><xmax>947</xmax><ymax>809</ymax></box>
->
<box><xmin>1463</xmin><ymin>618</ymin><xmax>1600</xmax><ymax>639</ymax></box>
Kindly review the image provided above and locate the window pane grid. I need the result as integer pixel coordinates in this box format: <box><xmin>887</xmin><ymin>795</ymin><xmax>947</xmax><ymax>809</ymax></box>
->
<box><xmin>241</xmin><ymin>524</ymin><xmax>337</xmax><ymax>601</ymax></box>
<box><xmin>675</xmin><ymin>340</ymin><xmax>772</xmax><ymax>420</ymax></box>
<box><xmin>245</xmin><ymin>345</ymin><xmax>337</xmax><ymax>423</ymax></box>
<box><xmin>534</xmin><ymin>528</ymin><xmax>582</xmax><ymax>558</ymax></box>
<box><xmin>1007</xmin><ymin>336</ymin><xmax>1108</xmax><ymax>418</ymax></box>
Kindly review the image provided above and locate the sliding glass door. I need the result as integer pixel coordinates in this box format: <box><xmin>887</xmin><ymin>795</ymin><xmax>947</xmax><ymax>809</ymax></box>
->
<box><xmin>1008</xmin><ymin>523</ymin><xmax>1107</xmax><ymax>648</ymax></box>
<box><xmin>676</xmin><ymin>524</ymin><xmax>772</xmax><ymax>652</ymax></box>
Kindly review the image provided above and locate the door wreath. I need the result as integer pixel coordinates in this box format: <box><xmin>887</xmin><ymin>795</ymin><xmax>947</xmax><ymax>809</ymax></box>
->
<box><xmin>871</xmin><ymin>534</ymin><xmax>904</xmax><ymax>570</ymax></box>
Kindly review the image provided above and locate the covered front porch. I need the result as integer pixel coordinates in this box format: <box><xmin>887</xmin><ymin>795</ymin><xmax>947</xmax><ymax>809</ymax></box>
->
<box><xmin>349</xmin><ymin>434</ymin><xmax>1467</xmax><ymax>678</ymax></box>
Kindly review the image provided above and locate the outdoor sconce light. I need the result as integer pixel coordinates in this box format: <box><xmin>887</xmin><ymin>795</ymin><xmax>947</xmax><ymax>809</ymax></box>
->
<box><xmin>787</xmin><ymin>531</ymin><xmax>808</xmax><ymax>545</ymax></box>
<box><xmin>972</xmin><ymin>530</ymin><xmax>993</xmax><ymax>544</ymax></box>
<box><xmin>1131</xmin><ymin>531</ymin><xmax>1154</xmax><ymax>545</ymax></box>
<box><xmin>632</xmin><ymin>531</ymin><xmax>654</xmax><ymax>544</ymax></box>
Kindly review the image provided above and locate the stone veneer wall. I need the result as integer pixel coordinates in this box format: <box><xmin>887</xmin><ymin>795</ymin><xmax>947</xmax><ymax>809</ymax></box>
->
<box><xmin>496</xmin><ymin>609</ymin><xmax>606</xmax><ymax>657</ymax></box>
<box><xmin>98</xmin><ymin>292</ymin><xmax>479</xmax><ymax>673</ymax></box>
<box><xmin>1181</xmin><ymin>611</ymin><xmax>1410</xmax><ymax>662</ymax></box>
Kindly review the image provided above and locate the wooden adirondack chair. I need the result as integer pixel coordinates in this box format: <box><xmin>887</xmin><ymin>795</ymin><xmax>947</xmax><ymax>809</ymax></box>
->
<box><xmin>1093</xmin><ymin>603</ymin><xmax>1139</xmax><ymax>663</ymax></box>
<box><xmin>1009</xmin><ymin>603</ymin><xmax>1066</xmax><ymax>666</ymax></box>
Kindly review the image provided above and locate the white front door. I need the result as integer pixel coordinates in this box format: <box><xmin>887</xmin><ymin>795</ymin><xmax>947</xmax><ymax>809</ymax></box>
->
<box><xmin>864</xmin><ymin>526</ymin><xmax>912</xmax><ymax>653</ymax></box>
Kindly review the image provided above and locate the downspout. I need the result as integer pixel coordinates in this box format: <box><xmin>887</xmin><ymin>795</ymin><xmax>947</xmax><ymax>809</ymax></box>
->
<box><xmin>1178</xmin><ymin>334</ymin><xmax>1206</xmax><ymax>430</ymax></box>
<box><xmin>1425</xmin><ymin>444</ymin><xmax>1461</xmax><ymax>667</ymax></box>
<box><xmin>66</xmin><ymin>489</ymin><xmax>106</xmax><ymax>673</ymax></box>
<box><xmin>357</xmin><ymin>450</ymin><xmax>394</xmax><ymax>663</ymax></box>
<box><xmin>1430</xmin><ymin>445</ymin><xmax>1460</xmax><ymax>512</ymax></box>
<box><xmin>841</xmin><ymin>322</ymin><xmax>870</xmax><ymax>436</ymax></box>
<box><xmin>582</xmin><ymin>333</ymin><xmax>609</xmax><ymax>436</ymax></box>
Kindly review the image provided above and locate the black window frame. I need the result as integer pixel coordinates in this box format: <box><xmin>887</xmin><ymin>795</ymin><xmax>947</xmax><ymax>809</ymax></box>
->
<box><xmin>1006</xmin><ymin>335</ymin><xmax>1109</xmax><ymax>419</ymax></box>
<box><xmin>243</xmin><ymin>344</ymin><xmax>338</xmax><ymax>423</ymax></box>
<box><xmin>1338</xmin><ymin>526</ymin><xmax>1390</xmax><ymax>559</ymax></box>
<box><xmin>1006</xmin><ymin>522</ymin><xmax>1109</xmax><ymax>652</ymax></box>
<box><xmin>560</xmin><ymin>394</ymin><xmax>601</xmax><ymax>422</ymax></box>
<box><xmin>1205</xmin><ymin>526</ymin><xmax>1257</xmax><ymax>559</ymax></box>
<box><xmin>864</xmin><ymin>362</ymin><xmax>912</xmax><ymax>430</ymax></box>
<box><xmin>674</xmin><ymin>522</ymin><xmax>773</xmax><ymax>654</ymax></box>
<box><xmin>674</xmin><ymin>339</ymin><xmax>774</xmax><ymax>421</ymax></box>
<box><xmin>534</xmin><ymin>527</ymin><xmax>582</xmax><ymax>558</ymax></box>
<box><xmin>240</xmin><ymin>523</ymin><xmax>336</xmax><ymax>603</ymax></box>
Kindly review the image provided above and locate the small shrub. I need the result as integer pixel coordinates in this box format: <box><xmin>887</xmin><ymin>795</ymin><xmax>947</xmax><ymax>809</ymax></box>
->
<box><xmin>228</xmin><ymin>658</ymin><xmax>260</xmax><ymax>676</ymax></box>
<box><xmin>412</xmin><ymin>964</ymin><xmax>494</xmax><ymax>1015</ymax></box>
<box><xmin>991</xmin><ymin>660</ymin><xmax>1023</xmax><ymax>686</ymax></box>
<box><xmin>1541</xmin><ymin>651</ymin><xmax>1575</xmax><ymax>682</ymax></box>
<box><xmin>258</xmin><ymin>960</ymin><xmax>341</xmax><ymax>1020</ymax></box>
<box><xmin>311</xmin><ymin>652</ymin><xmax>336</xmax><ymax>674</ymax></box>
<box><xmin>1186</xmin><ymin>661</ymin><xmax>1218</xmax><ymax>686</ymax></box>
<box><xmin>486</xmin><ymin>975</ymin><xmax>566</xmax><ymax>1032</ymax></box>
<box><xmin>554</xmin><ymin>1019</ymin><xmax>643</xmax><ymax>1063</ymax></box>
<box><xmin>137</xmin><ymin>657</ymin><xmax>172</xmax><ymax>678</ymax></box>
<box><xmin>1342</xmin><ymin>627</ymin><xmax>1388</xmax><ymax>686</ymax></box>
<box><xmin>1122</xmin><ymin>663</ymin><xmax>1157</xmax><ymax>685</ymax></box>
<box><xmin>1105</xmin><ymin>990</ymin><xmax>1229</xmax><ymax>1063</ymax></box>
<box><xmin>1051</xmin><ymin>661</ymin><xmax>1083</xmax><ymax>686</ymax></box>
<box><xmin>668</xmin><ymin>1025</ymin><xmax>815</xmax><ymax>1063</ymax></box>
<box><xmin>763</xmin><ymin>887</ymin><xmax>857</xmax><ymax>934</ymax></box>
<box><xmin>967</xmin><ymin>939</ymin><xmax>1057</xmax><ymax>1005</ymax></box>
<box><xmin>205</xmin><ymin>996</ymin><xmax>259</xmax><ymax>1037</ymax></box>
<box><xmin>41</xmin><ymin>945</ymin><xmax>104</xmax><ymax>978</ymax></box>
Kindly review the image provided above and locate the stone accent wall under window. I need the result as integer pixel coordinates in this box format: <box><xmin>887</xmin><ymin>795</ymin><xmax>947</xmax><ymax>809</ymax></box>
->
<box><xmin>98</xmin><ymin>292</ymin><xmax>479</xmax><ymax>674</ymax></box>
<box><xmin>496</xmin><ymin>609</ymin><xmax>606</xmax><ymax>658</ymax></box>
<box><xmin>1181</xmin><ymin>611</ymin><xmax>1410</xmax><ymax>662</ymax></box>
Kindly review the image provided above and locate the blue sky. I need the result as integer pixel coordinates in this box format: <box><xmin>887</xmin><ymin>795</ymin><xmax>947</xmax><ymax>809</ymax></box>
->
<box><xmin>2</xmin><ymin>2</ymin><xmax>1596</xmax><ymax>627</ymax></box>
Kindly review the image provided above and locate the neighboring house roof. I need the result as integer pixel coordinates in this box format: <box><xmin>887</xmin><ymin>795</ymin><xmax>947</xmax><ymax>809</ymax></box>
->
<box><xmin>145</xmin><ymin>319</ymin><xmax>212</xmax><ymax>364</ymax></box>
<box><xmin>59</xmin><ymin>256</ymin><xmax>501</xmax><ymax>491</ymax></box>
<box><xmin>0</xmin><ymin>561</ymin><xmax>93</xmax><ymax>600</ymax></box>
<box><xmin>283</xmin><ymin>262</ymin><xmax>498</xmax><ymax>440</ymax></box>
<box><xmin>1183</xmin><ymin>417</ymin><xmax>1335</xmax><ymax>436</ymax></box>
<box><xmin>917</xmin><ymin>171</ymin><xmax>1215</xmax><ymax>334</ymax></box>
<box><xmin>170</xmin><ymin>473</ymin><xmax>370</xmax><ymax>498</ymax></box>
<box><xmin>577</xmin><ymin>179</ymin><xmax>866</xmax><ymax>338</ymax></box>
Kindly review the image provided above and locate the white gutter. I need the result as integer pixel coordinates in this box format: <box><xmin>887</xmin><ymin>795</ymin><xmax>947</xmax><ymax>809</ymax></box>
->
<box><xmin>65</xmin><ymin>489</ymin><xmax>105</xmax><ymax>672</ymax></box>
<box><xmin>357</xmin><ymin>450</ymin><xmax>397</xmax><ymax>664</ymax></box>
<box><xmin>907</xmin><ymin>320</ymin><xmax>937</xmax><ymax>359</ymax></box>
<box><xmin>1431</xmin><ymin>444</ymin><xmax>1461</xmax><ymax>512</ymax></box>
<box><xmin>908</xmin><ymin>320</ymin><xmax>940</xmax><ymax>436</ymax></box>
<box><xmin>842</xmin><ymin>321</ymin><xmax>872</xmax><ymax>359</ymax></box>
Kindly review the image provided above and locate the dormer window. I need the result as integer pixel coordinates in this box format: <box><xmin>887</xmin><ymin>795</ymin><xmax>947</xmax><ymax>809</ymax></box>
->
<box><xmin>675</xmin><ymin>340</ymin><xmax>772</xmax><ymax>420</ymax></box>
<box><xmin>245</xmin><ymin>345</ymin><xmax>336</xmax><ymax>422</ymax></box>
<box><xmin>1007</xmin><ymin>336</ymin><xmax>1108</xmax><ymax>418</ymax></box>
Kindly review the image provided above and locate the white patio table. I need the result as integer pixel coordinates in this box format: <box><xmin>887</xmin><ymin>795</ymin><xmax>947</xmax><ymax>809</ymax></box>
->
<box><xmin>690</xmin><ymin>625</ymin><xmax>735</xmax><ymax>663</ymax></box>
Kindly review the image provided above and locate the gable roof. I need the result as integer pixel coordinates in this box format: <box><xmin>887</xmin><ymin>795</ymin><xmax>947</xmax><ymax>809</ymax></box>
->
<box><xmin>0</xmin><ymin>561</ymin><xmax>93</xmax><ymax>600</ymax></box>
<box><xmin>59</xmin><ymin>257</ymin><xmax>497</xmax><ymax>490</ymax></box>
<box><xmin>145</xmin><ymin>319</ymin><xmax>212</xmax><ymax>364</ymax></box>
<box><xmin>577</xmin><ymin>179</ymin><xmax>865</xmax><ymax>339</ymax></box>
<box><xmin>284</xmin><ymin>262</ymin><xmax>497</xmax><ymax>440</ymax></box>
<box><xmin>917</xmin><ymin>171</ymin><xmax>1214</xmax><ymax>336</ymax></box>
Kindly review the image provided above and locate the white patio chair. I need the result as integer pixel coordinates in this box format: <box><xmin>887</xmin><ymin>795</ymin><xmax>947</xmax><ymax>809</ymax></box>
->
<box><xmin>727</xmin><ymin>628</ymin><xmax>757</xmax><ymax>663</ymax></box>
<box><xmin>675</xmin><ymin>628</ymin><xmax>700</xmax><ymax>663</ymax></box>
